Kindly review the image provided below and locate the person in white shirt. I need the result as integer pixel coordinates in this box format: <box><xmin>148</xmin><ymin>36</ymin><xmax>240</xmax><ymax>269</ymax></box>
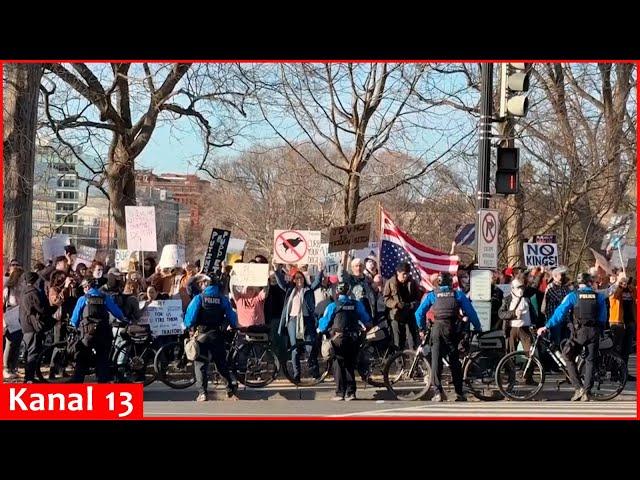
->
<box><xmin>498</xmin><ymin>275</ymin><xmax>537</xmax><ymax>353</ymax></box>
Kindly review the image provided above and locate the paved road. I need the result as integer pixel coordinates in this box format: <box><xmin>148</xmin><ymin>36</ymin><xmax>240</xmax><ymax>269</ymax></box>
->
<box><xmin>143</xmin><ymin>355</ymin><xmax>637</xmax><ymax>418</ymax></box>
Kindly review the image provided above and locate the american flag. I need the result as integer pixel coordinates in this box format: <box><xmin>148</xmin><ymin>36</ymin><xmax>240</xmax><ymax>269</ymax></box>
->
<box><xmin>380</xmin><ymin>209</ymin><xmax>459</xmax><ymax>290</ymax></box>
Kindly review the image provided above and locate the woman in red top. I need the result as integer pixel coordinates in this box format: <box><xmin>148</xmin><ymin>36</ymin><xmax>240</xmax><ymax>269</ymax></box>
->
<box><xmin>232</xmin><ymin>285</ymin><xmax>268</xmax><ymax>331</ymax></box>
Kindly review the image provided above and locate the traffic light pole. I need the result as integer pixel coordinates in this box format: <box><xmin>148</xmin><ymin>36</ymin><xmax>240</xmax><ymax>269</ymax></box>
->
<box><xmin>475</xmin><ymin>63</ymin><xmax>493</xmax><ymax>268</ymax></box>
<box><xmin>477</xmin><ymin>63</ymin><xmax>493</xmax><ymax>211</ymax></box>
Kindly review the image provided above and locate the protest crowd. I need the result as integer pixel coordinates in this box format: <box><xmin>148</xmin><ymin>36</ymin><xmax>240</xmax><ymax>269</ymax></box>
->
<box><xmin>2</xmin><ymin>210</ymin><xmax>636</xmax><ymax>403</ymax></box>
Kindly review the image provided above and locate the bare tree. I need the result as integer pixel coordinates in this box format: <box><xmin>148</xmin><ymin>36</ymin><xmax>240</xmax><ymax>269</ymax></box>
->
<box><xmin>39</xmin><ymin>63</ymin><xmax>251</xmax><ymax>248</ymax></box>
<box><xmin>3</xmin><ymin>63</ymin><xmax>43</xmax><ymax>268</ymax></box>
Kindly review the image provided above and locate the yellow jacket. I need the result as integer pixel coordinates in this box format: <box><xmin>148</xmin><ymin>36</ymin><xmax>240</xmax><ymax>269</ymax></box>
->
<box><xmin>609</xmin><ymin>287</ymin><xmax>636</xmax><ymax>325</ymax></box>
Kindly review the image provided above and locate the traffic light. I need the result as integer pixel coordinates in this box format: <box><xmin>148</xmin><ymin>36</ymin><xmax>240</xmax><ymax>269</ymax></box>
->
<box><xmin>496</xmin><ymin>147</ymin><xmax>519</xmax><ymax>195</ymax></box>
<box><xmin>499</xmin><ymin>63</ymin><xmax>531</xmax><ymax>118</ymax></box>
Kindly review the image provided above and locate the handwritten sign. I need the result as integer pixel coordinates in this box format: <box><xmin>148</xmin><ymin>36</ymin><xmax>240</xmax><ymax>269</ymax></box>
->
<box><xmin>137</xmin><ymin>300</ymin><xmax>184</xmax><ymax>336</ymax></box>
<box><xmin>203</xmin><ymin>228</ymin><xmax>231</xmax><ymax>274</ymax></box>
<box><xmin>42</xmin><ymin>234</ymin><xmax>70</xmax><ymax>261</ymax></box>
<box><xmin>306</xmin><ymin>231</ymin><xmax>323</xmax><ymax>275</ymax></box>
<box><xmin>125</xmin><ymin>206</ymin><xmax>157</xmax><ymax>252</ymax></box>
<box><xmin>115</xmin><ymin>250</ymin><xmax>139</xmax><ymax>272</ymax></box>
<box><xmin>230</xmin><ymin>263</ymin><xmax>270</xmax><ymax>286</ymax></box>
<box><xmin>328</xmin><ymin>222</ymin><xmax>371</xmax><ymax>253</ymax></box>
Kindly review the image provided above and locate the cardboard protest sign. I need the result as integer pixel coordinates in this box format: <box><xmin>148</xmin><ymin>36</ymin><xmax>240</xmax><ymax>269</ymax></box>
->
<box><xmin>523</xmin><ymin>242</ymin><xmax>559</xmax><ymax>268</ymax></box>
<box><xmin>125</xmin><ymin>206</ymin><xmax>157</xmax><ymax>252</ymax></box>
<box><xmin>590</xmin><ymin>248</ymin><xmax>613</xmax><ymax>274</ymax></box>
<box><xmin>42</xmin><ymin>234</ymin><xmax>70</xmax><ymax>261</ymax></box>
<box><xmin>328</xmin><ymin>222</ymin><xmax>371</xmax><ymax>253</ymax></box>
<box><xmin>137</xmin><ymin>300</ymin><xmax>184</xmax><ymax>336</ymax></box>
<box><xmin>229</xmin><ymin>263</ymin><xmax>269</xmax><ymax>286</ymax></box>
<box><xmin>203</xmin><ymin>228</ymin><xmax>231</xmax><ymax>274</ymax></box>
<box><xmin>305</xmin><ymin>231</ymin><xmax>323</xmax><ymax>275</ymax></box>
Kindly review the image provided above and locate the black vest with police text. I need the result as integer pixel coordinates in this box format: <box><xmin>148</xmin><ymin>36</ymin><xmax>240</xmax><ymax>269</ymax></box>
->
<box><xmin>331</xmin><ymin>300</ymin><xmax>360</xmax><ymax>333</ymax></box>
<box><xmin>197</xmin><ymin>293</ymin><xmax>224</xmax><ymax>328</ymax></box>
<box><xmin>82</xmin><ymin>294</ymin><xmax>109</xmax><ymax>323</ymax></box>
<box><xmin>573</xmin><ymin>292</ymin><xmax>598</xmax><ymax>327</ymax></box>
<box><xmin>432</xmin><ymin>289</ymin><xmax>459</xmax><ymax>324</ymax></box>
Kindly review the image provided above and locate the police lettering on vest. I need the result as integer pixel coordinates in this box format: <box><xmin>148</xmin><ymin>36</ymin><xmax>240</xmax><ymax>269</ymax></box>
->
<box><xmin>433</xmin><ymin>290</ymin><xmax>459</xmax><ymax>323</ymax></box>
<box><xmin>83</xmin><ymin>295</ymin><xmax>109</xmax><ymax>323</ymax></box>
<box><xmin>573</xmin><ymin>292</ymin><xmax>598</xmax><ymax>327</ymax></box>
<box><xmin>331</xmin><ymin>301</ymin><xmax>360</xmax><ymax>333</ymax></box>
<box><xmin>198</xmin><ymin>294</ymin><xmax>224</xmax><ymax>327</ymax></box>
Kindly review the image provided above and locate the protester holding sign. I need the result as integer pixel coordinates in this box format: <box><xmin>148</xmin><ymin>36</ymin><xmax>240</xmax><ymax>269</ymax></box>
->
<box><xmin>274</xmin><ymin>259</ymin><xmax>325</xmax><ymax>382</ymax></box>
<box><xmin>232</xmin><ymin>284</ymin><xmax>268</xmax><ymax>329</ymax></box>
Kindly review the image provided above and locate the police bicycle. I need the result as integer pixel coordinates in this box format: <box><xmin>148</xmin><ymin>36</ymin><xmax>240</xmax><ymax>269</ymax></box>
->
<box><xmin>34</xmin><ymin>320</ymin><xmax>157</xmax><ymax>385</ymax></box>
<box><xmin>494</xmin><ymin>329</ymin><xmax>627</xmax><ymax>401</ymax></box>
<box><xmin>381</xmin><ymin>324</ymin><xmax>502</xmax><ymax>401</ymax></box>
<box><xmin>154</xmin><ymin>327</ymin><xmax>280</xmax><ymax>389</ymax></box>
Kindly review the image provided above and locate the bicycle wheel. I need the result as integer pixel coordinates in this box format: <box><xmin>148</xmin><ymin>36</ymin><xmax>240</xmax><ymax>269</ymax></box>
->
<box><xmin>383</xmin><ymin>349</ymin><xmax>432</xmax><ymax>401</ymax></box>
<box><xmin>232</xmin><ymin>342</ymin><xmax>280</xmax><ymax>388</ymax></box>
<box><xmin>357</xmin><ymin>342</ymin><xmax>397</xmax><ymax>387</ymax></box>
<box><xmin>463</xmin><ymin>351</ymin><xmax>502</xmax><ymax>401</ymax></box>
<box><xmin>495</xmin><ymin>351</ymin><xmax>545</xmax><ymax>401</ymax></box>
<box><xmin>154</xmin><ymin>341</ymin><xmax>196</xmax><ymax>389</ymax></box>
<box><xmin>578</xmin><ymin>350</ymin><xmax>627</xmax><ymax>401</ymax></box>
<box><xmin>282</xmin><ymin>341</ymin><xmax>331</xmax><ymax>386</ymax></box>
<box><xmin>35</xmin><ymin>344</ymin><xmax>76</xmax><ymax>384</ymax></box>
<box><xmin>114</xmin><ymin>342</ymin><xmax>158</xmax><ymax>386</ymax></box>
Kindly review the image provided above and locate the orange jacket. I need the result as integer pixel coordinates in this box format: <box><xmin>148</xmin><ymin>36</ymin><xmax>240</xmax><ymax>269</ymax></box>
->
<box><xmin>609</xmin><ymin>287</ymin><xmax>636</xmax><ymax>325</ymax></box>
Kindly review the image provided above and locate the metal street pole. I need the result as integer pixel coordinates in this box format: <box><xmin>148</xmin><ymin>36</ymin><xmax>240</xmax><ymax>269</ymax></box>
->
<box><xmin>475</xmin><ymin>63</ymin><xmax>493</xmax><ymax>266</ymax></box>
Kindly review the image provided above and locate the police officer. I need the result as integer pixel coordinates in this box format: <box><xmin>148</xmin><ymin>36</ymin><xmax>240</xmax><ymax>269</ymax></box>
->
<box><xmin>184</xmin><ymin>274</ymin><xmax>239</xmax><ymax>402</ymax></box>
<box><xmin>69</xmin><ymin>278</ymin><xmax>127</xmax><ymax>383</ymax></box>
<box><xmin>415</xmin><ymin>272</ymin><xmax>482</xmax><ymax>402</ymax></box>
<box><xmin>318</xmin><ymin>282</ymin><xmax>371</xmax><ymax>401</ymax></box>
<box><xmin>538</xmin><ymin>273</ymin><xmax>607</xmax><ymax>402</ymax></box>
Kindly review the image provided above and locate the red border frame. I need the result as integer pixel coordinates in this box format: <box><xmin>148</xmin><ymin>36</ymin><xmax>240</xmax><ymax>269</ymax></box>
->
<box><xmin>0</xmin><ymin>60</ymin><xmax>638</xmax><ymax>421</ymax></box>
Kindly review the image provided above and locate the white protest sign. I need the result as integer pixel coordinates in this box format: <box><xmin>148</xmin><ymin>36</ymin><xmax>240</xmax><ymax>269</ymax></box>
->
<box><xmin>73</xmin><ymin>245</ymin><xmax>96</xmax><ymax>270</ymax></box>
<box><xmin>230</xmin><ymin>263</ymin><xmax>270</xmax><ymax>286</ymax></box>
<box><xmin>470</xmin><ymin>270</ymin><xmax>492</xmax><ymax>301</ymax></box>
<box><xmin>115</xmin><ymin>249</ymin><xmax>139</xmax><ymax>271</ymax></box>
<box><xmin>42</xmin><ymin>234</ymin><xmax>70</xmax><ymax>261</ymax></box>
<box><xmin>125</xmin><ymin>206</ymin><xmax>157</xmax><ymax>252</ymax></box>
<box><xmin>273</xmin><ymin>230</ymin><xmax>311</xmax><ymax>265</ymax></box>
<box><xmin>158</xmin><ymin>244</ymin><xmax>186</xmax><ymax>269</ymax></box>
<box><xmin>478</xmin><ymin>210</ymin><xmax>499</xmax><ymax>269</ymax></box>
<box><xmin>137</xmin><ymin>300</ymin><xmax>184</xmax><ymax>336</ymax></box>
<box><xmin>328</xmin><ymin>222</ymin><xmax>371</xmax><ymax>253</ymax></box>
<box><xmin>3</xmin><ymin>306</ymin><xmax>22</xmax><ymax>333</ymax></box>
<box><xmin>321</xmin><ymin>244</ymin><xmax>342</xmax><ymax>276</ymax></box>
<box><xmin>306</xmin><ymin>231</ymin><xmax>323</xmax><ymax>275</ymax></box>
<box><xmin>523</xmin><ymin>242</ymin><xmax>558</xmax><ymax>268</ymax></box>
<box><xmin>472</xmin><ymin>301</ymin><xmax>492</xmax><ymax>332</ymax></box>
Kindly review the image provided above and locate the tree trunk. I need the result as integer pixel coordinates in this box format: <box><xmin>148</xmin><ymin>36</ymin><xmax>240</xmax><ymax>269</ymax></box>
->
<box><xmin>3</xmin><ymin>63</ymin><xmax>43</xmax><ymax>268</ymax></box>
<box><xmin>106</xmin><ymin>136</ymin><xmax>136</xmax><ymax>249</ymax></box>
<box><xmin>344</xmin><ymin>172</ymin><xmax>361</xmax><ymax>224</ymax></box>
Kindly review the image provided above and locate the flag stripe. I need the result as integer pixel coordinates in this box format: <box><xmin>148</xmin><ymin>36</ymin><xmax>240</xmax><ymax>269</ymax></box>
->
<box><xmin>380</xmin><ymin>209</ymin><xmax>459</xmax><ymax>291</ymax></box>
<box><xmin>383</xmin><ymin>229</ymin><xmax>459</xmax><ymax>265</ymax></box>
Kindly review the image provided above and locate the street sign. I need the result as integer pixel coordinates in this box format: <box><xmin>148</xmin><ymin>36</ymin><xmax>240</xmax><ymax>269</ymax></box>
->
<box><xmin>472</xmin><ymin>301</ymin><xmax>492</xmax><ymax>332</ymax></box>
<box><xmin>478</xmin><ymin>209</ymin><xmax>499</xmax><ymax>269</ymax></box>
<box><xmin>470</xmin><ymin>270</ymin><xmax>492</xmax><ymax>301</ymax></box>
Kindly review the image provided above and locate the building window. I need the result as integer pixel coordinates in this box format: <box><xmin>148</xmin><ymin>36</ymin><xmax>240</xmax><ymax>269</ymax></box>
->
<box><xmin>57</xmin><ymin>178</ymin><xmax>77</xmax><ymax>188</ymax></box>
<box><xmin>56</xmin><ymin>191</ymin><xmax>78</xmax><ymax>200</ymax></box>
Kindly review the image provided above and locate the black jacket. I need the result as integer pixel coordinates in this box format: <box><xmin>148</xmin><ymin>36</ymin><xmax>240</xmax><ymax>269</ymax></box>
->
<box><xmin>19</xmin><ymin>285</ymin><xmax>51</xmax><ymax>334</ymax></box>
